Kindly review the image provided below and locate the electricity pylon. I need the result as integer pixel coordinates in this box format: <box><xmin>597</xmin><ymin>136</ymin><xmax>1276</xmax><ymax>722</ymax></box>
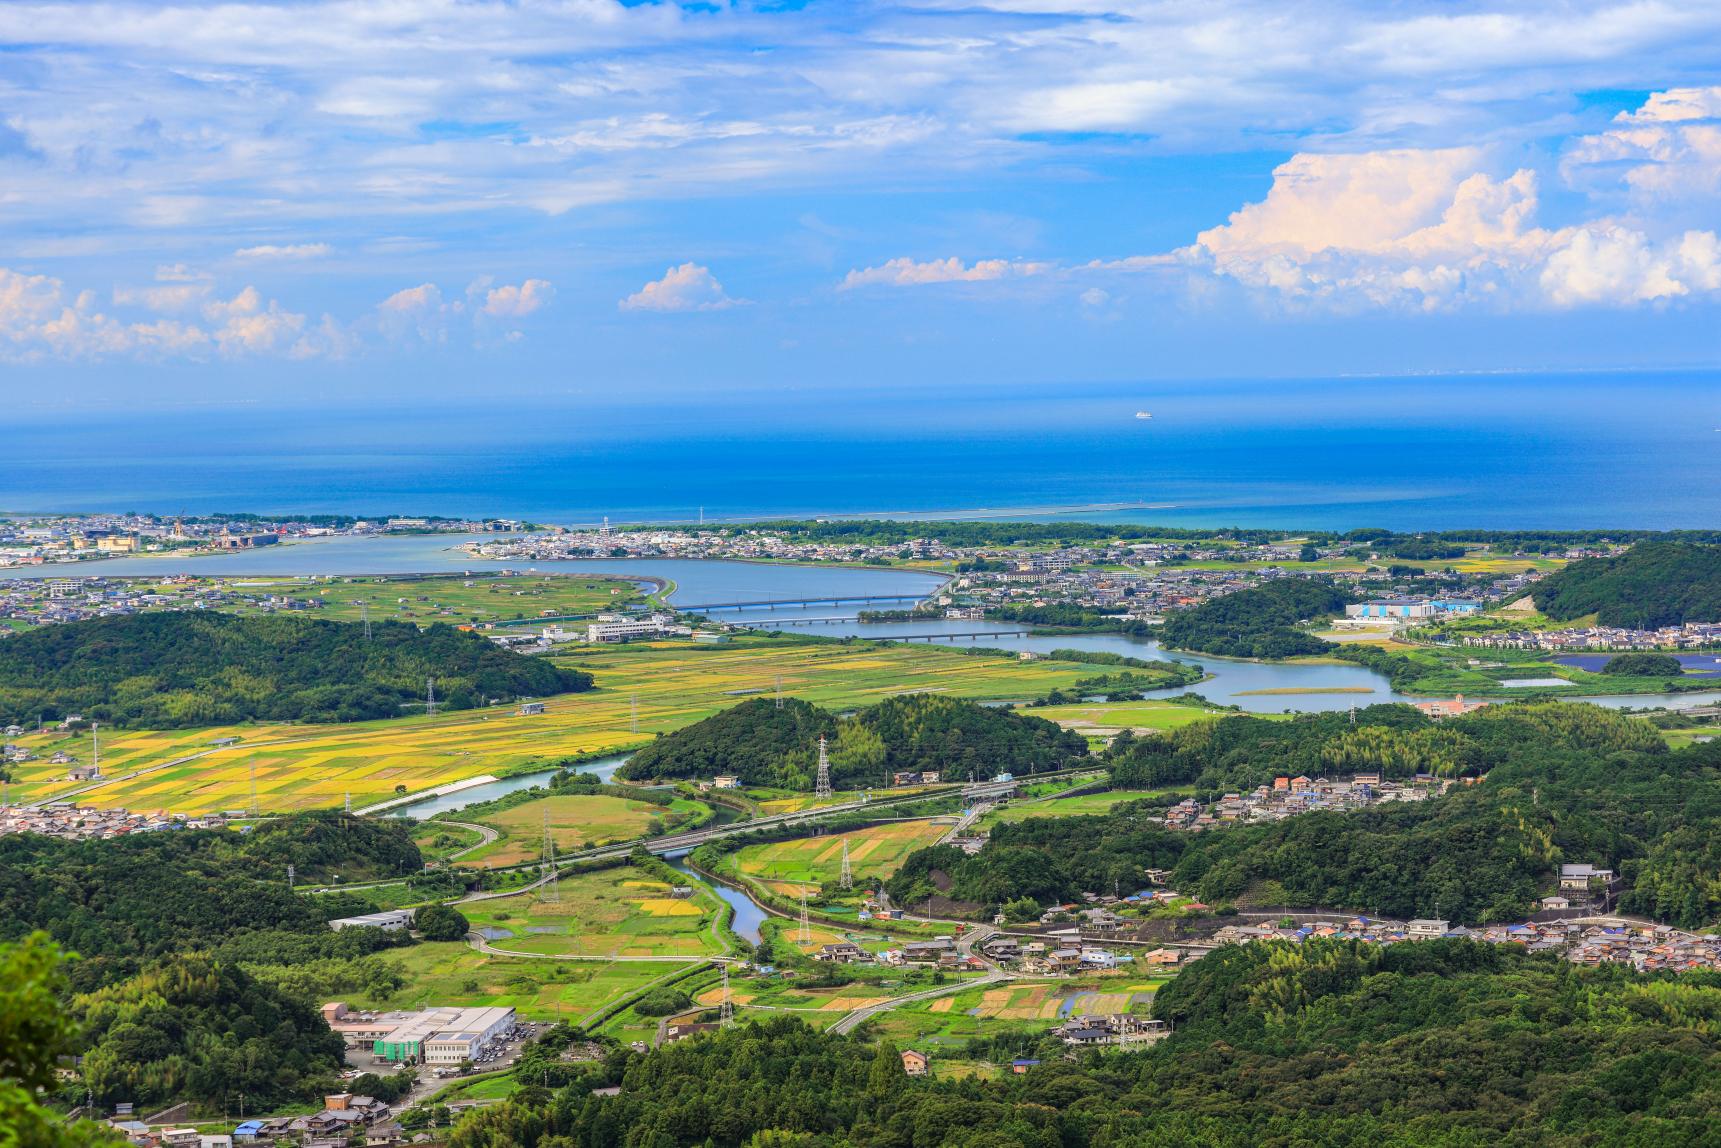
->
<box><xmin>839</xmin><ymin>838</ymin><xmax>853</xmax><ymax>891</ymax></box>
<box><xmin>540</xmin><ymin>806</ymin><xmax>561</xmax><ymax>903</ymax></box>
<box><xmin>797</xmin><ymin>891</ymin><xmax>812</xmax><ymax>945</ymax></box>
<box><xmin>814</xmin><ymin>735</ymin><xmax>833</xmax><ymax>801</ymax></box>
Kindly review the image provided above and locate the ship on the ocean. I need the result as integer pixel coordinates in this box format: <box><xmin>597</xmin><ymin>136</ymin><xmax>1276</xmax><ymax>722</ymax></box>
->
<box><xmin>1135</xmin><ymin>411</ymin><xmax>1152</xmax><ymax>419</ymax></box>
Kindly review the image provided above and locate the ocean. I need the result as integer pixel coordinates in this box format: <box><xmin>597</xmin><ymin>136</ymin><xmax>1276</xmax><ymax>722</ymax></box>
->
<box><xmin>7</xmin><ymin>373</ymin><xmax>1718</xmax><ymax>529</ymax></box>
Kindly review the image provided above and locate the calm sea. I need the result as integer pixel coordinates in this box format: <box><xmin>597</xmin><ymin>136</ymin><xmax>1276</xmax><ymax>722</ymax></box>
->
<box><xmin>8</xmin><ymin>373</ymin><xmax>1718</xmax><ymax>529</ymax></box>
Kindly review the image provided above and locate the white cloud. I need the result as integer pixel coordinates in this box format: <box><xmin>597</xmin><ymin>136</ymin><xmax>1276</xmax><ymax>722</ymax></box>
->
<box><xmin>1562</xmin><ymin>85</ymin><xmax>1721</xmax><ymax>201</ymax></box>
<box><xmin>1185</xmin><ymin>107</ymin><xmax>1721</xmax><ymax>311</ymax></box>
<box><xmin>0</xmin><ymin>266</ymin><xmax>331</xmax><ymax>360</ymax></box>
<box><xmin>234</xmin><ymin>243</ymin><xmax>333</xmax><ymax>259</ymax></box>
<box><xmin>1079</xmin><ymin>287</ymin><xmax>1110</xmax><ymax>307</ymax></box>
<box><xmin>839</xmin><ymin>256</ymin><xmax>1052</xmax><ymax>289</ymax></box>
<box><xmin>620</xmin><ymin>264</ymin><xmax>741</xmax><ymax>312</ymax></box>
<box><xmin>479</xmin><ymin>278</ymin><xmax>554</xmax><ymax>318</ymax></box>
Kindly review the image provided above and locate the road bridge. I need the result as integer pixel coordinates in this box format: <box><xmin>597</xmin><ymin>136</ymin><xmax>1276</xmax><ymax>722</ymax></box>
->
<box><xmin>677</xmin><ymin>594</ymin><xmax>930</xmax><ymax>611</ymax></box>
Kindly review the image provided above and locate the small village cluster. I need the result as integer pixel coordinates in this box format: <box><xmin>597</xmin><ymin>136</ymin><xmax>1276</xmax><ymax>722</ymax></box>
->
<box><xmin>0</xmin><ymin>803</ymin><xmax>228</xmax><ymax>840</ymax></box>
<box><xmin>1209</xmin><ymin>915</ymin><xmax>1721</xmax><ymax>972</ymax></box>
<box><xmin>1159</xmin><ymin>772</ymin><xmax>1457</xmax><ymax>830</ymax></box>
<box><xmin>1462</xmin><ymin>622</ymin><xmax>1721</xmax><ymax>651</ymax></box>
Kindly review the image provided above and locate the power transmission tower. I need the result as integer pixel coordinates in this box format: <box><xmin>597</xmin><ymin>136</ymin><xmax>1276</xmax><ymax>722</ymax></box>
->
<box><xmin>630</xmin><ymin>695</ymin><xmax>639</xmax><ymax>734</ymax></box>
<box><xmin>797</xmin><ymin>890</ymin><xmax>811</xmax><ymax>945</ymax></box>
<box><xmin>539</xmin><ymin>806</ymin><xmax>561</xmax><ymax>903</ymax></box>
<box><xmin>719</xmin><ymin>965</ymin><xmax>734</xmax><ymax>1026</ymax></box>
<box><xmin>248</xmin><ymin>757</ymin><xmax>259</xmax><ymax>818</ymax></box>
<box><xmin>344</xmin><ymin>792</ymin><xmax>352</xmax><ymax>816</ymax></box>
<box><xmin>360</xmin><ymin>600</ymin><xmax>371</xmax><ymax>641</ymax></box>
<box><xmin>91</xmin><ymin>721</ymin><xmax>100</xmax><ymax>777</ymax></box>
<box><xmin>775</xmin><ymin>675</ymin><xmax>782</xmax><ymax>710</ymax></box>
<box><xmin>286</xmin><ymin>863</ymin><xmax>295</xmax><ymax>890</ymax></box>
<box><xmin>814</xmin><ymin>735</ymin><xmax>833</xmax><ymax>801</ymax></box>
<box><xmin>839</xmin><ymin>838</ymin><xmax>853</xmax><ymax>891</ymax></box>
<box><xmin>426</xmin><ymin>678</ymin><xmax>437</xmax><ymax>717</ymax></box>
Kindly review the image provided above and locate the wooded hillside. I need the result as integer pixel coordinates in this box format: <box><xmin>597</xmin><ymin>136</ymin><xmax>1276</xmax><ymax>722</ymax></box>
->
<box><xmin>0</xmin><ymin>612</ymin><xmax>592</xmax><ymax>726</ymax></box>
<box><xmin>1159</xmin><ymin>578</ymin><xmax>1352</xmax><ymax>658</ymax></box>
<box><xmin>618</xmin><ymin>694</ymin><xmax>1088</xmax><ymax>789</ymax></box>
<box><xmin>1530</xmin><ymin>540</ymin><xmax>1721</xmax><ymax>628</ymax></box>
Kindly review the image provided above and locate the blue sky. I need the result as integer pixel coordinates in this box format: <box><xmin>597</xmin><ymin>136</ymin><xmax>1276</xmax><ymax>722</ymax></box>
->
<box><xmin>3</xmin><ymin>0</ymin><xmax>1721</xmax><ymax>405</ymax></box>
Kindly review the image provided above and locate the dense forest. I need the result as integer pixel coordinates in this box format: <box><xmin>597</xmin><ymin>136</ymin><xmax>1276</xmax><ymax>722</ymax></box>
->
<box><xmin>1529</xmin><ymin>540</ymin><xmax>1721</xmax><ymax>628</ymax></box>
<box><xmin>446</xmin><ymin>937</ymin><xmax>1721</xmax><ymax>1147</ymax></box>
<box><xmin>889</xmin><ymin>703</ymin><xmax>1721</xmax><ymax>927</ymax></box>
<box><xmin>619</xmin><ymin>694</ymin><xmax>1089</xmax><ymax>789</ymax></box>
<box><xmin>0</xmin><ymin>612</ymin><xmax>591</xmax><ymax>726</ymax></box>
<box><xmin>1158</xmin><ymin>578</ymin><xmax>1352</xmax><ymax>658</ymax></box>
<box><xmin>0</xmin><ymin>815</ymin><xmax>425</xmax><ymax>1110</ymax></box>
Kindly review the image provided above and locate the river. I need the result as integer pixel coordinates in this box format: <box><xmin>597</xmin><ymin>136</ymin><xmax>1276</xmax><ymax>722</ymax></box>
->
<box><xmin>6</xmin><ymin>533</ymin><xmax>1718</xmax><ymax>714</ymax></box>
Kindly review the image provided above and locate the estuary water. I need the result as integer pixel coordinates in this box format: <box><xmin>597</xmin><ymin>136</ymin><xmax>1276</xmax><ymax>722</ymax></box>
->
<box><xmin>8</xmin><ymin>534</ymin><xmax>1718</xmax><ymax>714</ymax></box>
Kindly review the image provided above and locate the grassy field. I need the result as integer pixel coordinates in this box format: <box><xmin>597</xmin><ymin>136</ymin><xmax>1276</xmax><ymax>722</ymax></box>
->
<box><xmin>729</xmin><ymin>820</ymin><xmax>951</xmax><ymax>897</ymax></box>
<box><xmin>462</xmin><ymin>866</ymin><xmax>730</xmax><ymax>959</ymax></box>
<box><xmin>1021</xmin><ymin>698</ymin><xmax>1255</xmax><ymax>735</ymax></box>
<box><xmin>201</xmin><ymin>572</ymin><xmax>649</xmax><ymax>625</ymax></box>
<box><xmin>412</xmin><ymin>821</ymin><xmax>486</xmax><ymax>863</ymax></box>
<box><xmin>978</xmin><ymin>787</ymin><xmax>1193</xmax><ymax>829</ymax></box>
<box><xmin>457</xmin><ymin>793</ymin><xmax>710</xmax><ymax>868</ymax></box>
<box><xmin>343</xmin><ymin>940</ymin><xmax>693</xmax><ymax>1024</ymax></box>
<box><xmin>32</xmin><ymin>636</ymin><xmax>1115</xmax><ymax>813</ymax></box>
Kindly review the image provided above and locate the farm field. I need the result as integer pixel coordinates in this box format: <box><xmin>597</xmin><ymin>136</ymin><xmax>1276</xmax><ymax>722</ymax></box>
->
<box><xmin>46</xmin><ymin>636</ymin><xmax>1111</xmax><ymax>814</ymax></box>
<box><xmin>462</xmin><ymin>865</ymin><xmax>729</xmax><ymax>958</ymax></box>
<box><xmin>875</xmin><ymin>976</ymin><xmax>1172</xmax><ymax>1051</ymax></box>
<box><xmin>729</xmin><ymin>820</ymin><xmax>951</xmax><ymax>897</ymax></box>
<box><xmin>411</xmin><ymin>821</ymin><xmax>486</xmax><ymax>863</ymax></box>
<box><xmin>978</xmin><ymin>787</ymin><xmax>1194</xmax><ymax>829</ymax></box>
<box><xmin>343</xmin><ymin>939</ymin><xmax>693</xmax><ymax>1024</ymax></box>
<box><xmin>457</xmin><ymin>793</ymin><xmax>711</xmax><ymax>867</ymax></box>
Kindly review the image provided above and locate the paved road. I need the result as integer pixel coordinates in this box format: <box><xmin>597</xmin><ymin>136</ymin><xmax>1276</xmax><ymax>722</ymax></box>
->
<box><xmin>827</xmin><ymin>969</ymin><xmax>1013</xmax><ymax>1036</ymax></box>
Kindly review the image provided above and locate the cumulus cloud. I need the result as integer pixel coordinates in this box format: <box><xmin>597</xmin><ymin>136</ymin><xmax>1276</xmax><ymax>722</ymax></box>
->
<box><xmin>1185</xmin><ymin>106</ymin><xmax>1721</xmax><ymax>311</ymax></box>
<box><xmin>0</xmin><ymin>266</ymin><xmax>329</xmax><ymax>360</ymax></box>
<box><xmin>620</xmin><ymin>264</ymin><xmax>742</xmax><ymax>312</ymax></box>
<box><xmin>839</xmin><ymin>256</ymin><xmax>1052</xmax><ymax>289</ymax></box>
<box><xmin>234</xmin><ymin>243</ymin><xmax>333</xmax><ymax>260</ymax></box>
<box><xmin>1562</xmin><ymin>86</ymin><xmax>1721</xmax><ymax>201</ymax></box>
<box><xmin>479</xmin><ymin>278</ymin><xmax>554</xmax><ymax>318</ymax></box>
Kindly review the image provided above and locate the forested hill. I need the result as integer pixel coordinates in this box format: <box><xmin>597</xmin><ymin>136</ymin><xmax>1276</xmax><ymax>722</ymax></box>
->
<box><xmin>619</xmin><ymin>694</ymin><xmax>1088</xmax><ymax>789</ymax></box>
<box><xmin>1529</xmin><ymin>540</ymin><xmax>1721</xmax><ymax>628</ymax></box>
<box><xmin>889</xmin><ymin>703</ymin><xmax>1721</xmax><ymax>927</ymax></box>
<box><xmin>451</xmin><ymin>940</ymin><xmax>1721</xmax><ymax>1146</ymax></box>
<box><xmin>0</xmin><ymin>612</ymin><xmax>591</xmax><ymax>727</ymax></box>
<box><xmin>1159</xmin><ymin>578</ymin><xmax>1352</xmax><ymax>658</ymax></box>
